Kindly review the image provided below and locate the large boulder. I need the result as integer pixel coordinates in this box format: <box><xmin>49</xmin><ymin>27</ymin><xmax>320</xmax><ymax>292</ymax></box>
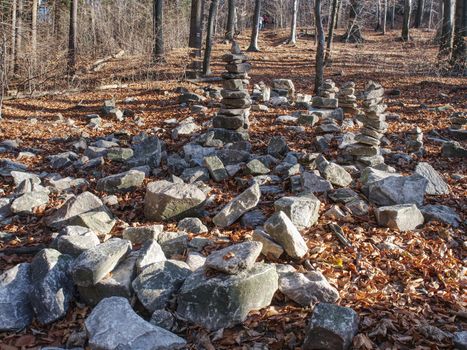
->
<box><xmin>213</xmin><ymin>183</ymin><xmax>261</xmax><ymax>227</ymax></box>
<box><xmin>144</xmin><ymin>180</ymin><xmax>206</xmax><ymax>221</ymax></box>
<box><xmin>420</xmin><ymin>204</ymin><xmax>461</xmax><ymax>227</ymax></box>
<box><xmin>30</xmin><ymin>249</ymin><xmax>74</xmax><ymax>324</ymax></box>
<box><xmin>72</xmin><ymin>238</ymin><xmax>132</xmax><ymax>287</ymax></box>
<box><xmin>85</xmin><ymin>297</ymin><xmax>186</xmax><ymax>350</ymax></box>
<box><xmin>303</xmin><ymin>303</ymin><xmax>359</xmax><ymax>350</ymax></box>
<box><xmin>10</xmin><ymin>190</ymin><xmax>49</xmax><ymax>214</ymax></box>
<box><xmin>375</xmin><ymin>204</ymin><xmax>424</xmax><ymax>231</ymax></box>
<box><xmin>0</xmin><ymin>263</ymin><xmax>33</xmax><ymax>331</ymax></box>
<box><xmin>96</xmin><ymin>170</ymin><xmax>145</xmax><ymax>194</ymax></box>
<box><xmin>264</xmin><ymin>211</ymin><xmax>308</xmax><ymax>259</ymax></box>
<box><xmin>414</xmin><ymin>162</ymin><xmax>450</xmax><ymax>195</ymax></box>
<box><xmin>132</xmin><ymin>260</ymin><xmax>191</xmax><ymax>313</ymax></box>
<box><xmin>177</xmin><ymin>263</ymin><xmax>278</xmax><ymax>330</ymax></box>
<box><xmin>205</xmin><ymin>241</ymin><xmax>262</xmax><ymax>275</ymax></box>
<box><xmin>368</xmin><ymin>174</ymin><xmax>428</xmax><ymax>206</ymax></box>
<box><xmin>274</xmin><ymin>194</ymin><xmax>321</xmax><ymax>230</ymax></box>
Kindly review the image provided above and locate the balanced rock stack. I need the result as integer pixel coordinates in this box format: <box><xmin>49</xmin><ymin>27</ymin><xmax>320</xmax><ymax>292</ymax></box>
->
<box><xmin>338</xmin><ymin>82</ymin><xmax>358</xmax><ymax>115</ymax></box>
<box><xmin>449</xmin><ymin>112</ymin><xmax>466</xmax><ymax>140</ymax></box>
<box><xmin>347</xmin><ymin>81</ymin><xmax>387</xmax><ymax>167</ymax></box>
<box><xmin>406</xmin><ymin>126</ymin><xmax>424</xmax><ymax>154</ymax></box>
<box><xmin>312</xmin><ymin>79</ymin><xmax>339</xmax><ymax>109</ymax></box>
<box><xmin>211</xmin><ymin>42</ymin><xmax>252</xmax><ymax>142</ymax></box>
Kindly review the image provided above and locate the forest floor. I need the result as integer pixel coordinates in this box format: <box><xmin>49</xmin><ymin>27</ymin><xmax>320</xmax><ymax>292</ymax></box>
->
<box><xmin>0</xmin><ymin>28</ymin><xmax>466</xmax><ymax>349</ymax></box>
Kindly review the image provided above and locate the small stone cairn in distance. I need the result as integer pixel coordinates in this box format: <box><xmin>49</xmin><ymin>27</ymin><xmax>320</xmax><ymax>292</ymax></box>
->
<box><xmin>211</xmin><ymin>42</ymin><xmax>252</xmax><ymax>142</ymax></box>
<box><xmin>338</xmin><ymin>82</ymin><xmax>358</xmax><ymax>115</ymax></box>
<box><xmin>406</xmin><ymin>126</ymin><xmax>424</xmax><ymax>155</ymax></box>
<box><xmin>312</xmin><ymin>79</ymin><xmax>339</xmax><ymax>109</ymax></box>
<box><xmin>346</xmin><ymin>81</ymin><xmax>387</xmax><ymax>167</ymax></box>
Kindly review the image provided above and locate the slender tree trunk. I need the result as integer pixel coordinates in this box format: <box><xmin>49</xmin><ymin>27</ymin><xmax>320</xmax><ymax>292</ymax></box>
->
<box><xmin>415</xmin><ymin>0</ymin><xmax>425</xmax><ymax>27</ymax></box>
<box><xmin>315</xmin><ymin>0</ymin><xmax>325</xmax><ymax>94</ymax></box>
<box><xmin>54</xmin><ymin>0</ymin><xmax>61</xmax><ymax>38</ymax></box>
<box><xmin>383</xmin><ymin>0</ymin><xmax>388</xmax><ymax>34</ymax></box>
<box><xmin>428</xmin><ymin>0</ymin><xmax>434</xmax><ymax>29</ymax></box>
<box><xmin>344</xmin><ymin>0</ymin><xmax>364</xmax><ymax>42</ymax></box>
<box><xmin>10</xmin><ymin>0</ymin><xmax>17</xmax><ymax>73</ymax></box>
<box><xmin>31</xmin><ymin>0</ymin><xmax>38</xmax><ymax>63</ymax></box>
<box><xmin>189</xmin><ymin>0</ymin><xmax>203</xmax><ymax>52</ymax></box>
<box><xmin>391</xmin><ymin>0</ymin><xmax>396</xmax><ymax>29</ymax></box>
<box><xmin>67</xmin><ymin>0</ymin><xmax>78</xmax><ymax>76</ymax></box>
<box><xmin>289</xmin><ymin>0</ymin><xmax>299</xmax><ymax>44</ymax></box>
<box><xmin>153</xmin><ymin>0</ymin><xmax>165</xmax><ymax>62</ymax></box>
<box><xmin>325</xmin><ymin>0</ymin><xmax>338</xmax><ymax>63</ymax></box>
<box><xmin>226</xmin><ymin>0</ymin><xmax>236</xmax><ymax>42</ymax></box>
<box><xmin>203</xmin><ymin>0</ymin><xmax>219</xmax><ymax>75</ymax></box>
<box><xmin>247</xmin><ymin>0</ymin><xmax>261</xmax><ymax>52</ymax></box>
<box><xmin>376</xmin><ymin>0</ymin><xmax>382</xmax><ymax>31</ymax></box>
<box><xmin>451</xmin><ymin>0</ymin><xmax>466</xmax><ymax>72</ymax></box>
<box><xmin>14</xmin><ymin>0</ymin><xmax>22</xmax><ymax>74</ymax></box>
<box><xmin>439</xmin><ymin>0</ymin><xmax>454</xmax><ymax>56</ymax></box>
<box><xmin>402</xmin><ymin>0</ymin><xmax>412</xmax><ymax>41</ymax></box>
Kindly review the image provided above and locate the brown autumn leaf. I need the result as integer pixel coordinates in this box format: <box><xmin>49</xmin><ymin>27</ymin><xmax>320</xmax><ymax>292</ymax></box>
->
<box><xmin>223</xmin><ymin>251</ymin><xmax>235</xmax><ymax>260</ymax></box>
<box><xmin>14</xmin><ymin>334</ymin><xmax>36</xmax><ymax>347</ymax></box>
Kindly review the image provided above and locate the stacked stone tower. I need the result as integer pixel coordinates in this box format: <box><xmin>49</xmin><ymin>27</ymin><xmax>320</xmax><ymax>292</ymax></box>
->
<box><xmin>312</xmin><ymin>79</ymin><xmax>339</xmax><ymax>109</ymax></box>
<box><xmin>211</xmin><ymin>42</ymin><xmax>252</xmax><ymax>142</ymax></box>
<box><xmin>338</xmin><ymin>82</ymin><xmax>358</xmax><ymax>115</ymax></box>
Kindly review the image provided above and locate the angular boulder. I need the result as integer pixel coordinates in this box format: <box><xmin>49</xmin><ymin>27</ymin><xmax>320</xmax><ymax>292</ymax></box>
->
<box><xmin>122</xmin><ymin>225</ymin><xmax>164</xmax><ymax>245</ymax></box>
<box><xmin>96</xmin><ymin>170</ymin><xmax>145</xmax><ymax>194</ymax></box>
<box><xmin>368</xmin><ymin>174</ymin><xmax>428</xmax><ymax>206</ymax></box>
<box><xmin>414</xmin><ymin>162</ymin><xmax>450</xmax><ymax>195</ymax></box>
<box><xmin>274</xmin><ymin>194</ymin><xmax>321</xmax><ymax>230</ymax></box>
<box><xmin>205</xmin><ymin>241</ymin><xmax>263</xmax><ymax>275</ymax></box>
<box><xmin>375</xmin><ymin>204</ymin><xmax>424</xmax><ymax>231</ymax></box>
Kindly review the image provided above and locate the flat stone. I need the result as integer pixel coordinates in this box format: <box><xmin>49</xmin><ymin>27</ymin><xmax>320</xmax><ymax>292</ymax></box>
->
<box><xmin>303</xmin><ymin>303</ymin><xmax>359</xmax><ymax>350</ymax></box>
<box><xmin>181</xmin><ymin>167</ymin><xmax>210</xmax><ymax>183</ymax></box>
<box><xmin>144</xmin><ymin>180</ymin><xmax>206</xmax><ymax>221</ymax></box>
<box><xmin>72</xmin><ymin>238</ymin><xmax>132</xmax><ymax>287</ymax></box>
<box><xmin>136</xmin><ymin>239</ymin><xmax>167</xmax><ymax>272</ymax></box>
<box><xmin>0</xmin><ymin>263</ymin><xmax>33</xmax><ymax>331</ymax></box>
<box><xmin>177</xmin><ymin>217</ymin><xmax>208</xmax><ymax>233</ymax></box>
<box><xmin>213</xmin><ymin>183</ymin><xmax>261</xmax><ymax>227</ymax></box>
<box><xmin>85</xmin><ymin>297</ymin><xmax>186</xmax><ymax>350</ymax></box>
<box><xmin>414</xmin><ymin>162</ymin><xmax>450</xmax><ymax>195</ymax></box>
<box><xmin>96</xmin><ymin>170</ymin><xmax>145</xmax><ymax>194</ymax></box>
<box><xmin>11</xmin><ymin>190</ymin><xmax>49</xmax><ymax>214</ymax></box>
<box><xmin>177</xmin><ymin>263</ymin><xmax>278</xmax><ymax>330</ymax></box>
<box><xmin>246</xmin><ymin>159</ymin><xmax>270</xmax><ymax>175</ymax></box>
<box><xmin>264</xmin><ymin>211</ymin><xmax>308</xmax><ymax>259</ymax></box>
<box><xmin>122</xmin><ymin>225</ymin><xmax>164</xmax><ymax>244</ymax></box>
<box><xmin>205</xmin><ymin>241</ymin><xmax>262</xmax><ymax>274</ymax></box>
<box><xmin>420</xmin><ymin>205</ymin><xmax>461</xmax><ymax>227</ymax></box>
<box><xmin>132</xmin><ymin>260</ymin><xmax>191</xmax><ymax>313</ymax></box>
<box><xmin>376</xmin><ymin>204</ymin><xmax>424</xmax><ymax>231</ymax></box>
<box><xmin>252</xmin><ymin>229</ymin><xmax>284</xmax><ymax>259</ymax></box>
<box><xmin>106</xmin><ymin>147</ymin><xmax>134</xmax><ymax>162</ymax></box>
<box><xmin>71</xmin><ymin>210</ymin><xmax>116</xmax><ymax>236</ymax></box>
<box><xmin>212</xmin><ymin>114</ymin><xmax>246</xmax><ymax>130</ymax></box>
<box><xmin>30</xmin><ymin>249</ymin><xmax>74</xmax><ymax>324</ymax></box>
<box><xmin>301</xmin><ymin>172</ymin><xmax>333</xmax><ymax>194</ymax></box>
<box><xmin>368</xmin><ymin>174</ymin><xmax>428</xmax><ymax>206</ymax></box>
<box><xmin>274</xmin><ymin>194</ymin><xmax>321</xmax><ymax>230</ymax></box>
<box><xmin>328</xmin><ymin>188</ymin><xmax>360</xmax><ymax>204</ymax></box>
<box><xmin>204</xmin><ymin>155</ymin><xmax>229</xmax><ymax>182</ymax></box>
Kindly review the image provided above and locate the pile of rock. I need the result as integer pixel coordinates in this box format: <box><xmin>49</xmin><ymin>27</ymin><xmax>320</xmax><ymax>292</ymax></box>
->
<box><xmin>312</xmin><ymin>79</ymin><xmax>339</xmax><ymax>109</ymax></box>
<box><xmin>405</xmin><ymin>126</ymin><xmax>424</xmax><ymax>155</ymax></box>
<box><xmin>449</xmin><ymin>111</ymin><xmax>466</xmax><ymax>140</ymax></box>
<box><xmin>338</xmin><ymin>81</ymin><xmax>358</xmax><ymax>115</ymax></box>
<box><xmin>211</xmin><ymin>42</ymin><xmax>252</xmax><ymax>143</ymax></box>
<box><xmin>346</xmin><ymin>81</ymin><xmax>387</xmax><ymax>167</ymax></box>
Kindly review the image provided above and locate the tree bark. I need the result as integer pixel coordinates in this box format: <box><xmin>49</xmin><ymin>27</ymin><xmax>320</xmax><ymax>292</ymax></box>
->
<box><xmin>439</xmin><ymin>0</ymin><xmax>454</xmax><ymax>56</ymax></box>
<box><xmin>415</xmin><ymin>0</ymin><xmax>425</xmax><ymax>27</ymax></box>
<box><xmin>325</xmin><ymin>0</ymin><xmax>339</xmax><ymax>63</ymax></box>
<box><xmin>343</xmin><ymin>0</ymin><xmax>364</xmax><ymax>42</ymax></box>
<box><xmin>189</xmin><ymin>0</ymin><xmax>204</xmax><ymax>52</ymax></box>
<box><xmin>31</xmin><ymin>0</ymin><xmax>38</xmax><ymax>62</ymax></box>
<box><xmin>375</xmin><ymin>0</ymin><xmax>382</xmax><ymax>31</ymax></box>
<box><xmin>451</xmin><ymin>0</ymin><xmax>466</xmax><ymax>72</ymax></box>
<box><xmin>391</xmin><ymin>0</ymin><xmax>396</xmax><ymax>29</ymax></box>
<box><xmin>247</xmin><ymin>0</ymin><xmax>261</xmax><ymax>52</ymax></box>
<box><xmin>383</xmin><ymin>0</ymin><xmax>388</xmax><ymax>34</ymax></box>
<box><xmin>226</xmin><ymin>0</ymin><xmax>236</xmax><ymax>42</ymax></box>
<box><xmin>14</xmin><ymin>0</ymin><xmax>22</xmax><ymax>74</ymax></box>
<box><xmin>153</xmin><ymin>0</ymin><xmax>165</xmax><ymax>62</ymax></box>
<box><xmin>10</xmin><ymin>0</ymin><xmax>17</xmax><ymax>72</ymax></box>
<box><xmin>67</xmin><ymin>0</ymin><xmax>78</xmax><ymax>76</ymax></box>
<box><xmin>315</xmin><ymin>0</ymin><xmax>325</xmax><ymax>94</ymax></box>
<box><xmin>203</xmin><ymin>0</ymin><xmax>219</xmax><ymax>75</ymax></box>
<box><xmin>289</xmin><ymin>0</ymin><xmax>299</xmax><ymax>44</ymax></box>
<box><xmin>402</xmin><ymin>0</ymin><xmax>412</xmax><ymax>41</ymax></box>
<box><xmin>428</xmin><ymin>0</ymin><xmax>434</xmax><ymax>29</ymax></box>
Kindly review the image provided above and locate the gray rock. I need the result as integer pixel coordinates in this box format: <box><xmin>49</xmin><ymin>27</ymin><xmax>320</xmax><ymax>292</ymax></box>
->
<box><xmin>441</xmin><ymin>141</ymin><xmax>467</xmax><ymax>158</ymax></box>
<box><xmin>11</xmin><ymin>171</ymin><xmax>40</xmax><ymax>187</ymax></box>
<box><xmin>96</xmin><ymin>170</ymin><xmax>145</xmax><ymax>194</ymax></box>
<box><xmin>252</xmin><ymin>229</ymin><xmax>284</xmax><ymax>259</ymax></box>
<box><xmin>246</xmin><ymin>159</ymin><xmax>270</xmax><ymax>175</ymax></box>
<box><xmin>0</xmin><ymin>197</ymin><xmax>12</xmax><ymax>221</ymax></box>
<box><xmin>130</xmin><ymin>133</ymin><xmax>162</xmax><ymax>168</ymax></box>
<box><xmin>420</xmin><ymin>205</ymin><xmax>461</xmax><ymax>227</ymax></box>
<box><xmin>177</xmin><ymin>263</ymin><xmax>278</xmax><ymax>330</ymax></box>
<box><xmin>453</xmin><ymin>331</ymin><xmax>467</xmax><ymax>350</ymax></box>
<box><xmin>303</xmin><ymin>303</ymin><xmax>359</xmax><ymax>350</ymax></box>
<box><xmin>375</xmin><ymin>204</ymin><xmax>424</xmax><ymax>231</ymax></box>
<box><xmin>106</xmin><ymin>147</ymin><xmax>134</xmax><ymax>162</ymax></box>
<box><xmin>278</xmin><ymin>270</ymin><xmax>339</xmax><ymax>306</ymax></box>
<box><xmin>11</xmin><ymin>190</ymin><xmax>49</xmax><ymax>214</ymax></box>
<box><xmin>144</xmin><ymin>181</ymin><xmax>206</xmax><ymax>221</ymax></box>
<box><xmin>180</xmin><ymin>167</ymin><xmax>210</xmax><ymax>183</ymax></box>
<box><xmin>78</xmin><ymin>254</ymin><xmax>137</xmax><ymax>306</ymax></box>
<box><xmin>274</xmin><ymin>194</ymin><xmax>321</xmax><ymax>230</ymax></box>
<box><xmin>150</xmin><ymin>310</ymin><xmax>176</xmax><ymax>331</ymax></box>
<box><xmin>85</xmin><ymin>297</ymin><xmax>186</xmax><ymax>350</ymax></box>
<box><xmin>205</xmin><ymin>241</ymin><xmax>262</xmax><ymax>274</ymax></box>
<box><xmin>158</xmin><ymin>231</ymin><xmax>189</xmax><ymax>257</ymax></box>
<box><xmin>71</xmin><ymin>210</ymin><xmax>116</xmax><ymax>236</ymax></box>
<box><xmin>183</xmin><ymin>143</ymin><xmax>216</xmax><ymax>166</ymax></box>
<box><xmin>122</xmin><ymin>225</ymin><xmax>164</xmax><ymax>244</ymax></box>
<box><xmin>204</xmin><ymin>155</ymin><xmax>229</xmax><ymax>182</ymax></box>
<box><xmin>368</xmin><ymin>174</ymin><xmax>428</xmax><ymax>206</ymax></box>
<box><xmin>177</xmin><ymin>217</ymin><xmax>208</xmax><ymax>233</ymax></box>
<box><xmin>0</xmin><ymin>159</ymin><xmax>28</xmax><ymax>177</ymax></box>
<box><xmin>132</xmin><ymin>260</ymin><xmax>191</xmax><ymax>313</ymax></box>
<box><xmin>267</xmin><ymin>136</ymin><xmax>289</xmax><ymax>158</ymax></box>
<box><xmin>345</xmin><ymin>199</ymin><xmax>369</xmax><ymax>216</ymax></box>
<box><xmin>0</xmin><ymin>264</ymin><xmax>33</xmax><ymax>331</ymax></box>
<box><xmin>301</xmin><ymin>172</ymin><xmax>333</xmax><ymax>194</ymax></box>
<box><xmin>185</xmin><ymin>252</ymin><xmax>206</xmax><ymax>271</ymax></box>
<box><xmin>136</xmin><ymin>240</ymin><xmax>166</xmax><ymax>272</ymax></box>
<box><xmin>213</xmin><ymin>183</ymin><xmax>261</xmax><ymax>227</ymax></box>
<box><xmin>72</xmin><ymin>238</ymin><xmax>132</xmax><ymax>287</ymax></box>
<box><xmin>415</xmin><ymin>162</ymin><xmax>450</xmax><ymax>195</ymax></box>
<box><xmin>316</xmin><ymin>156</ymin><xmax>352</xmax><ymax>187</ymax></box>
<box><xmin>172</xmin><ymin>121</ymin><xmax>200</xmax><ymax>140</ymax></box>
<box><xmin>240</xmin><ymin>209</ymin><xmax>266</xmax><ymax>228</ymax></box>
<box><xmin>30</xmin><ymin>249</ymin><xmax>74</xmax><ymax>324</ymax></box>
<box><xmin>264</xmin><ymin>211</ymin><xmax>308</xmax><ymax>259</ymax></box>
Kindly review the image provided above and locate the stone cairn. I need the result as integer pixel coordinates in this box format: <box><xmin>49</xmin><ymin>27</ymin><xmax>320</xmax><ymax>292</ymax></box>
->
<box><xmin>449</xmin><ymin>112</ymin><xmax>466</xmax><ymax>140</ymax></box>
<box><xmin>312</xmin><ymin>79</ymin><xmax>339</xmax><ymax>109</ymax></box>
<box><xmin>347</xmin><ymin>81</ymin><xmax>387</xmax><ymax>167</ymax></box>
<box><xmin>211</xmin><ymin>42</ymin><xmax>252</xmax><ymax>142</ymax></box>
<box><xmin>338</xmin><ymin>82</ymin><xmax>358</xmax><ymax>115</ymax></box>
<box><xmin>406</xmin><ymin>126</ymin><xmax>424</xmax><ymax>155</ymax></box>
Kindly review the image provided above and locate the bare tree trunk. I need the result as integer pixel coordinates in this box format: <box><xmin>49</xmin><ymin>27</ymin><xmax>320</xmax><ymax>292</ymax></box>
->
<box><xmin>439</xmin><ymin>0</ymin><xmax>454</xmax><ymax>56</ymax></box>
<box><xmin>14</xmin><ymin>0</ymin><xmax>23</xmax><ymax>74</ymax></box>
<box><xmin>189</xmin><ymin>0</ymin><xmax>203</xmax><ymax>52</ymax></box>
<box><xmin>402</xmin><ymin>0</ymin><xmax>412</xmax><ymax>41</ymax></box>
<box><xmin>226</xmin><ymin>0</ymin><xmax>236</xmax><ymax>42</ymax></box>
<box><xmin>31</xmin><ymin>0</ymin><xmax>38</xmax><ymax>63</ymax></box>
<box><xmin>54</xmin><ymin>0</ymin><xmax>61</xmax><ymax>38</ymax></box>
<box><xmin>315</xmin><ymin>0</ymin><xmax>325</xmax><ymax>94</ymax></box>
<box><xmin>415</xmin><ymin>0</ymin><xmax>425</xmax><ymax>27</ymax></box>
<box><xmin>153</xmin><ymin>0</ymin><xmax>165</xmax><ymax>62</ymax></box>
<box><xmin>451</xmin><ymin>0</ymin><xmax>466</xmax><ymax>72</ymax></box>
<box><xmin>343</xmin><ymin>0</ymin><xmax>364</xmax><ymax>42</ymax></box>
<box><xmin>391</xmin><ymin>0</ymin><xmax>396</xmax><ymax>29</ymax></box>
<box><xmin>1</xmin><ymin>30</ymin><xmax>7</xmax><ymax>118</ymax></box>
<box><xmin>10</xmin><ymin>0</ymin><xmax>17</xmax><ymax>73</ymax></box>
<box><xmin>203</xmin><ymin>0</ymin><xmax>219</xmax><ymax>75</ymax></box>
<box><xmin>376</xmin><ymin>0</ymin><xmax>382</xmax><ymax>31</ymax></box>
<box><xmin>247</xmin><ymin>0</ymin><xmax>261</xmax><ymax>52</ymax></box>
<box><xmin>67</xmin><ymin>0</ymin><xmax>78</xmax><ymax>76</ymax></box>
<box><xmin>325</xmin><ymin>0</ymin><xmax>338</xmax><ymax>64</ymax></box>
<box><xmin>383</xmin><ymin>0</ymin><xmax>388</xmax><ymax>34</ymax></box>
<box><xmin>289</xmin><ymin>0</ymin><xmax>299</xmax><ymax>44</ymax></box>
<box><xmin>428</xmin><ymin>0</ymin><xmax>434</xmax><ymax>29</ymax></box>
